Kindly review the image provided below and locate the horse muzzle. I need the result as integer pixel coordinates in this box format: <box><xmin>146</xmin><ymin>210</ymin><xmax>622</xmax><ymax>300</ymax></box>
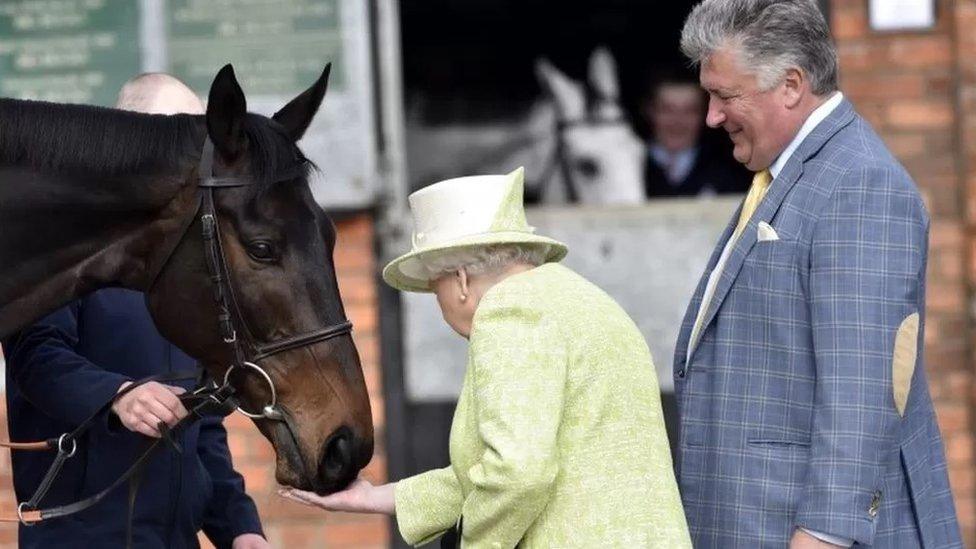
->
<box><xmin>316</xmin><ymin>425</ymin><xmax>374</xmax><ymax>494</ymax></box>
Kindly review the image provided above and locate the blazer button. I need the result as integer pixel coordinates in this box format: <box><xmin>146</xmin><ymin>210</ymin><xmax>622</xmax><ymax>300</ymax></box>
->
<box><xmin>868</xmin><ymin>491</ymin><xmax>881</xmax><ymax>519</ymax></box>
<box><xmin>676</xmin><ymin>369</ymin><xmax>686</xmax><ymax>379</ymax></box>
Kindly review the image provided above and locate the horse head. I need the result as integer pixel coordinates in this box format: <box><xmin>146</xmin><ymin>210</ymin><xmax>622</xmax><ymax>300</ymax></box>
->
<box><xmin>147</xmin><ymin>65</ymin><xmax>372</xmax><ymax>494</ymax></box>
<box><xmin>535</xmin><ymin>47</ymin><xmax>645</xmax><ymax>204</ymax></box>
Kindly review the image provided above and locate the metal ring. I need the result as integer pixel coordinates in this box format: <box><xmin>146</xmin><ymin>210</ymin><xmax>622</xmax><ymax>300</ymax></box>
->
<box><xmin>17</xmin><ymin>502</ymin><xmax>36</xmax><ymax>527</ymax></box>
<box><xmin>223</xmin><ymin>362</ymin><xmax>277</xmax><ymax>419</ymax></box>
<box><xmin>57</xmin><ymin>434</ymin><xmax>77</xmax><ymax>458</ymax></box>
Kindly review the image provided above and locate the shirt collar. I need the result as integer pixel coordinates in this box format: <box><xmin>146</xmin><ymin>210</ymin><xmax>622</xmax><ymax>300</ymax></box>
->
<box><xmin>769</xmin><ymin>91</ymin><xmax>843</xmax><ymax>178</ymax></box>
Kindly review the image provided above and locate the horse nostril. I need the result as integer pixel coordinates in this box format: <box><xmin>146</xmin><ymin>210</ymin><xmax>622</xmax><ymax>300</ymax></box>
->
<box><xmin>319</xmin><ymin>427</ymin><xmax>356</xmax><ymax>490</ymax></box>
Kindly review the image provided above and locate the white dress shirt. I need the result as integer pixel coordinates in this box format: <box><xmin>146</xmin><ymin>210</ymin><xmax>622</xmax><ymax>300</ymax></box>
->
<box><xmin>650</xmin><ymin>143</ymin><xmax>699</xmax><ymax>186</ymax></box>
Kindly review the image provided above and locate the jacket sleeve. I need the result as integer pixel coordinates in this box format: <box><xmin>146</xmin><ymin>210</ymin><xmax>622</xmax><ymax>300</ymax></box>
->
<box><xmin>395</xmin><ymin>467</ymin><xmax>464</xmax><ymax>546</ymax></box>
<box><xmin>2</xmin><ymin>301</ymin><xmax>131</xmax><ymax>426</ymax></box>
<box><xmin>460</xmin><ymin>300</ymin><xmax>566</xmax><ymax>548</ymax></box>
<box><xmin>794</xmin><ymin>166</ymin><xmax>928</xmax><ymax>544</ymax></box>
<box><xmin>198</xmin><ymin>413</ymin><xmax>264</xmax><ymax>548</ymax></box>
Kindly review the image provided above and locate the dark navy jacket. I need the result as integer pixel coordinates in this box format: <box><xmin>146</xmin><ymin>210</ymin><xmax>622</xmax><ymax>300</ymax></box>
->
<box><xmin>3</xmin><ymin>289</ymin><xmax>263</xmax><ymax>548</ymax></box>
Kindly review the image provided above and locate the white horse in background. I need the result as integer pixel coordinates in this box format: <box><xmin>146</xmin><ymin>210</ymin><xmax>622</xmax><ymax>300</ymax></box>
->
<box><xmin>404</xmin><ymin>47</ymin><xmax>646</xmax><ymax>205</ymax></box>
<box><xmin>534</xmin><ymin>47</ymin><xmax>645</xmax><ymax>204</ymax></box>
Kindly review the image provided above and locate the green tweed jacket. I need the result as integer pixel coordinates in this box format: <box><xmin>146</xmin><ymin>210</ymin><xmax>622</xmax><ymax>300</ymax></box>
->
<box><xmin>395</xmin><ymin>263</ymin><xmax>691</xmax><ymax>548</ymax></box>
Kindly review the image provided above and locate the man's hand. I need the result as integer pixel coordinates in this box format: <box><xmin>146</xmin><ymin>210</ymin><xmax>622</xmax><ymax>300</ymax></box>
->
<box><xmin>790</xmin><ymin>529</ymin><xmax>846</xmax><ymax>548</ymax></box>
<box><xmin>111</xmin><ymin>381</ymin><xmax>188</xmax><ymax>437</ymax></box>
<box><xmin>279</xmin><ymin>478</ymin><xmax>396</xmax><ymax>515</ymax></box>
<box><xmin>231</xmin><ymin>533</ymin><xmax>270</xmax><ymax>549</ymax></box>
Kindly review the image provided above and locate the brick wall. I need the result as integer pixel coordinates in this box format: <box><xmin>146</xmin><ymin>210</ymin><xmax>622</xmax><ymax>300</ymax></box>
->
<box><xmin>831</xmin><ymin>0</ymin><xmax>976</xmax><ymax>543</ymax></box>
<box><xmin>0</xmin><ymin>213</ymin><xmax>387</xmax><ymax>548</ymax></box>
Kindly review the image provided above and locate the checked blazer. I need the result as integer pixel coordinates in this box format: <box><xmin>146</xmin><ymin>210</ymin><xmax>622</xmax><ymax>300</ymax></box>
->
<box><xmin>673</xmin><ymin>98</ymin><xmax>961</xmax><ymax>548</ymax></box>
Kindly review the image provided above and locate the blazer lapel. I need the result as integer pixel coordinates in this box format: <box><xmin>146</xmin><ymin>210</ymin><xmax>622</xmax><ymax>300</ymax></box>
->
<box><xmin>674</xmin><ymin>209</ymin><xmax>740</xmax><ymax>369</ymax></box>
<box><xmin>687</xmin><ymin>98</ymin><xmax>858</xmax><ymax>362</ymax></box>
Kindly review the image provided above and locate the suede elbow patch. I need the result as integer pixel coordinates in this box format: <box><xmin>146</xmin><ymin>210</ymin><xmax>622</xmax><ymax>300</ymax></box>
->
<box><xmin>892</xmin><ymin>312</ymin><xmax>920</xmax><ymax>417</ymax></box>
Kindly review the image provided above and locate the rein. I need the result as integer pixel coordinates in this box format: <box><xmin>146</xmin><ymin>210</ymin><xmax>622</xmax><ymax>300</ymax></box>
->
<box><xmin>0</xmin><ymin>136</ymin><xmax>352</xmax><ymax>541</ymax></box>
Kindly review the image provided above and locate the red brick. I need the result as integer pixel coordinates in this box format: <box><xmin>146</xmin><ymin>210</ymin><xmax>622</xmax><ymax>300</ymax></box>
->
<box><xmin>831</xmin><ymin>4</ymin><xmax>867</xmax><ymax>40</ymax></box>
<box><xmin>370</xmin><ymin>395</ymin><xmax>386</xmax><ymax>430</ymax></box>
<box><xmin>353</xmin><ymin>333</ymin><xmax>378</xmax><ymax>367</ymax></box>
<box><xmin>239</xmin><ymin>463</ymin><xmax>273</xmax><ymax>494</ymax></box>
<box><xmin>324</xmin><ymin>515</ymin><xmax>390</xmax><ymax>546</ymax></box>
<box><xmin>336</xmin><ymin>214</ymin><xmax>375</xmax><ymax>245</ymax></box>
<box><xmin>936</xmin><ymin>402</ymin><xmax>970</xmax><ymax>433</ymax></box>
<box><xmin>926</xmin><ymin>281</ymin><xmax>966</xmax><ymax>313</ymax></box>
<box><xmin>888</xmin><ymin>35</ymin><xmax>954</xmax><ymax>69</ymax></box>
<box><xmin>347</xmin><ymin>303</ymin><xmax>378</xmax><ymax>333</ymax></box>
<box><xmin>882</xmin><ymin>133</ymin><xmax>928</xmax><ymax>159</ymax></box>
<box><xmin>885</xmin><ymin>100</ymin><xmax>954</xmax><ymax>130</ymax></box>
<box><xmin>276</xmin><ymin>522</ymin><xmax>328</xmax><ymax>548</ymax></box>
<box><xmin>945</xmin><ymin>433</ymin><xmax>975</xmax><ymax>465</ymax></box>
<box><xmin>950</xmin><ymin>465</ymin><xmax>976</xmax><ymax>495</ymax></box>
<box><xmin>362</xmin><ymin>454</ymin><xmax>388</xmax><ymax>484</ymax></box>
<box><xmin>338</xmin><ymin>272</ymin><xmax>378</xmax><ymax>306</ymax></box>
<box><xmin>843</xmin><ymin>73</ymin><xmax>929</xmax><ymax>101</ymax></box>
<box><xmin>334</xmin><ymin>242</ymin><xmax>376</xmax><ymax>273</ymax></box>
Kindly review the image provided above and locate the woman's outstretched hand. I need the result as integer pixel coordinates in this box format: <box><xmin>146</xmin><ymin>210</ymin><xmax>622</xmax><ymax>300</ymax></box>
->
<box><xmin>278</xmin><ymin>478</ymin><xmax>396</xmax><ymax>515</ymax></box>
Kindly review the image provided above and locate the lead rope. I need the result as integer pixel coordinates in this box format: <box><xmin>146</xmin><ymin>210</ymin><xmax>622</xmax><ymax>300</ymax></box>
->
<box><xmin>0</xmin><ymin>374</ymin><xmax>239</xmax><ymax>529</ymax></box>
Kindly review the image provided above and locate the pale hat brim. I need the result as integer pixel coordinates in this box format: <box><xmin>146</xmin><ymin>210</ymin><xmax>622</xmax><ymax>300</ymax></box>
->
<box><xmin>382</xmin><ymin>231</ymin><xmax>568</xmax><ymax>292</ymax></box>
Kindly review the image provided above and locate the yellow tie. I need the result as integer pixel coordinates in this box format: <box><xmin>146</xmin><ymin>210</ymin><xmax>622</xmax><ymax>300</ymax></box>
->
<box><xmin>733</xmin><ymin>169</ymin><xmax>772</xmax><ymax>238</ymax></box>
<box><xmin>688</xmin><ymin>169</ymin><xmax>772</xmax><ymax>356</ymax></box>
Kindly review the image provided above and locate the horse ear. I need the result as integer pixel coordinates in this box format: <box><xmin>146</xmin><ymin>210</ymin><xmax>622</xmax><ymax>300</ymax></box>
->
<box><xmin>273</xmin><ymin>63</ymin><xmax>331</xmax><ymax>141</ymax></box>
<box><xmin>587</xmin><ymin>46</ymin><xmax>623</xmax><ymax>119</ymax></box>
<box><xmin>206</xmin><ymin>64</ymin><xmax>248</xmax><ymax>160</ymax></box>
<box><xmin>535</xmin><ymin>58</ymin><xmax>585</xmax><ymax>121</ymax></box>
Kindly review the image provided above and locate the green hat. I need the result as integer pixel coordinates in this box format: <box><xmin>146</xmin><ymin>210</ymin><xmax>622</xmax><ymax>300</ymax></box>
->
<box><xmin>382</xmin><ymin>167</ymin><xmax>568</xmax><ymax>292</ymax></box>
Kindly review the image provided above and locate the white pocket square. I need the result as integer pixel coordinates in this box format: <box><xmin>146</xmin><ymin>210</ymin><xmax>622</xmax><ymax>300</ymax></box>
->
<box><xmin>757</xmin><ymin>221</ymin><xmax>779</xmax><ymax>242</ymax></box>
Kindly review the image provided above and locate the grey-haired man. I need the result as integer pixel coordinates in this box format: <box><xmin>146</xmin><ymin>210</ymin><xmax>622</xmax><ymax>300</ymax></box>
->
<box><xmin>673</xmin><ymin>1</ymin><xmax>961</xmax><ymax>547</ymax></box>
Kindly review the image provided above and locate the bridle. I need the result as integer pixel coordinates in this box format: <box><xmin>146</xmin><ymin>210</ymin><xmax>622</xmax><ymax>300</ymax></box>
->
<box><xmin>192</xmin><ymin>136</ymin><xmax>353</xmax><ymax>421</ymax></box>
<box><xmin>3</xmin><ymin>135</ymin><xmax>354</xmax><ymax>541</ymax></box>
<box><xmin>538</xmin><ymin>107</ymin><xmax>629</xmax><ymax>203</ymax></box>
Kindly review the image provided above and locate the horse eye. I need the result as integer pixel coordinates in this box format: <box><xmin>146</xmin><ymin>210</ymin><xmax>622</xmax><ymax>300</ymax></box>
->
<box><xmin>246</xmin><ymin>241</ymin><xmax>277</xmax><ymax>262</ymax></box>
<box><xmin>575</xmin><ymin>157</ymin><xmax>600</xmax><ymax>179</ymax></box>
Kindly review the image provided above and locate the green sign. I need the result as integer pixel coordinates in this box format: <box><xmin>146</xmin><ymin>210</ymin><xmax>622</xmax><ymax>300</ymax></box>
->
<box><xmin>0</xmin><ymin>0</ymin><xmax>140</xmax><ymax>106</ymax></box>
<box><xmin>167</xmin><ymin>0</ymin><xmax>344</xmax><ymax>96</ymax></box>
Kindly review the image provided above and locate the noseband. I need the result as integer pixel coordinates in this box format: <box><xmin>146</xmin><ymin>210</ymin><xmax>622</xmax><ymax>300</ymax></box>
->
<box><xmin>194</xmin><ymin>137</ymin><xmax>353</xmax><ymax>420</ymax></box>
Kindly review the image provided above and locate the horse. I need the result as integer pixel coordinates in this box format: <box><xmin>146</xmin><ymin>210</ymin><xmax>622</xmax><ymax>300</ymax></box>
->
<box><xmin>533</xmin><ymin>47</ymin><xmax>646</xmax><ymax>204</ymax></box>
<box><xmin>404</xmin><ymin>47</ymin><xmax>646</xmax><ymax>205</ymax></box>
<box><xmin>0</xmin><ymin>64</ymin><xmax>372</xmax><ymax>496</ymax></box>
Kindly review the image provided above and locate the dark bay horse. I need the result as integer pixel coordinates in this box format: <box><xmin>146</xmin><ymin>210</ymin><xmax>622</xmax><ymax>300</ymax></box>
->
<box><xmin>0</xmin><ymin>64</ymin><xmax>372</xmax><ymax>495</ymax></box>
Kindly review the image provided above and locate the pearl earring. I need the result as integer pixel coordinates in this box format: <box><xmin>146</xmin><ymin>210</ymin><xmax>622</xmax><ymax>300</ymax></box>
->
<box><xmin>460</xmin><ymin>293</ymin><xmax>468</xmax><ymax>302</ymax></box>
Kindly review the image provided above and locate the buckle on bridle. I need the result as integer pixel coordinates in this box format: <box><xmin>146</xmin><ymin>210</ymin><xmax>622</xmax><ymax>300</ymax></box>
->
<box><xmin>223</xmin><ymin>361</ymin><xmax>279</xmax><ymax>420</ymax></box>
<box><xmin>57</xmin><ymin>434</ymin><xmax>77</xmax><ymax>458</ymax></box>
<box><xmin>17</xmin><ymin>502</ymin><xmax>36</xmax><ymax>527</ymax></box>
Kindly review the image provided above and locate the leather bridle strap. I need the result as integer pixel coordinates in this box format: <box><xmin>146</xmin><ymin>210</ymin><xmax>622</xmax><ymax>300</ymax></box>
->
<box><xmin>0</xmin><ymin>440</ymin><xmax>57</xmax><ymax>451</ymax></box>
<box><xmin>0</xmin><ymin>371</ymin><xmax>233</xmax><ymax>524</ymax></box>
<box><xmin>195</xmin><ymin>137</ymin><xmax>353</xmax><ymax>417</ymax></box>
<box><xmin>540</xmin><ymin>116</ymin><xmax>629</xmax><ymax>203</ymax></box>
<box><xmin>252</xmin><ymin>321</ymin><xmax>352</xmax><ymax>362</ymax></box>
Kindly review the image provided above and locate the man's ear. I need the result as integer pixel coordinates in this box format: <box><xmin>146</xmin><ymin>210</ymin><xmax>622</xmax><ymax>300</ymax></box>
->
<box><xmin>782</xmin><ymin>67</ymin><xmax>804</xmax><ymax>109</ymax></box>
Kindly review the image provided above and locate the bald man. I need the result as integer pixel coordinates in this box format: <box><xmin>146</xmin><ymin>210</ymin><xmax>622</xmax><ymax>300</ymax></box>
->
<box><xmin>3</xmin><ymin>75</ymin><xmax>269</xmax><ymax>549</ymax></box>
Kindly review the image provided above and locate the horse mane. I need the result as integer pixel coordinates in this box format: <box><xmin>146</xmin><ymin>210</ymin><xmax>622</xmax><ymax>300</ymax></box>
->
<box><xmin>0</xmin><ymin>98</ymin><xmax>310</xmax><ymax>188</ymax></box>
<box><xmin>0</xmin><ymin>98</ymin><xmax>202</xmax><ymax>177</ymax></box>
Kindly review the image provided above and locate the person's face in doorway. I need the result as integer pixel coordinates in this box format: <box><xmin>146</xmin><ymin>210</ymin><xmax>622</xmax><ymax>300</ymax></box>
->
<box><xmin>648</xmin><ymin>83</ymin><xmax>704</xmax><ymax>153</ymax></box>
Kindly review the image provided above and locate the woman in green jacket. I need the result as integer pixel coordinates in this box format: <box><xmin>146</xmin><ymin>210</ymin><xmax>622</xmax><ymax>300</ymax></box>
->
<box><xmin>281</xmin><ymin>168</ymin><xmax>690</xmax><ymax>548</ymax></box>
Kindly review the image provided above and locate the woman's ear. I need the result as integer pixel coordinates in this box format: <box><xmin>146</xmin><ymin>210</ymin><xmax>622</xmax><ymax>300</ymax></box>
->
<box><xmin>457</xmin><ymin>268</ymin><xmax>470</xmax><ymax>302</ymax></box>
